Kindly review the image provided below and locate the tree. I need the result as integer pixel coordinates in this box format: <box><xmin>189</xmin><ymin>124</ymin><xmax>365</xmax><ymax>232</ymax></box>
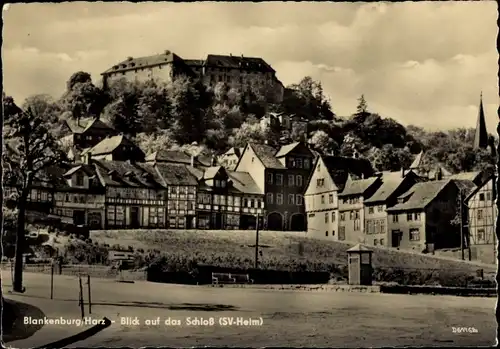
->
<box><xmin>136</xmin><ymin>80</ymin><xmax>172</xmax><ymax>132</ymax></box>
<box><xmin>103</xmin><ymin>79</ymin><xmax>143</xmax><ymax>136</ymax></box>
<box><xmin>283</xmin><ymin>77</ymin><xmax>336</xmax><ymax>121</ymax></box>
<box><xmin>356</xmin><ymin>94</ymin><xmax>368</xmax><ymax>114</ymax></box>
<box><xmin>60</xmin><ymin>71</ymin><xmax>108</xmax><ymax>120</ymax></box>
<box><xmin>3</xmin><ymin>101</ymin><xmax>66</xmax><ymax>292</ymax></box>
<box><xmin>308</xmin><ymin>130</ymin><xmax>338</xmax><ymax>155</ymax></box>
<box><xmin>134</xmin><ymin>130</ymin><xmax>176</xmax><ymax>155</ymax></box>
<box><xmin>167</xmin><ymin>77</ymin><xmax>211</xmax><ymax>144</ymax></box>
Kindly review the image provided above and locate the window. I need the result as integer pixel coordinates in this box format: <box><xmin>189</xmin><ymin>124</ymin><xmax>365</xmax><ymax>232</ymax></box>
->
<box><xmin>288</xmin><ymin>194</ymin><xmax>295</xmax><ymax>205</ymax></box>
<box><xmin>339</xmin><ymin>227</ymin><xmax>346</xmax><ymax>240</ymax></box>
<box><xmin>329</xmin><ymin>194</ymin><xmax>334</xmax><ymax>204</ymax></box>
<box><xmin>354</xmin><ymin>219</ymin><xmax>361</xmax><ymax>231</ymax></box>
<box><xmin>325</xmin><ymin>213</ymin><xmax>329</xmax><ymax>223</ymax></box>
<box><xmin>479</xmin><ymin>193</ymin><xmax>485</xmax><ymax>201</ymax></box>
<box><xmin>296</xmin><ymin>175</ymin><xmax>303</xmax><ymax>187</ymax></box>
<box><xmin>277</xmin><ymin>194</ymin><xmax>283</xmax><ymax>205</ymax></box>
<box><xmin>368</xmin><ymin>207</ymin><xmax>374</xmax><ymax>214</ymax></box>
<box><xmin>414</xmin><ymin>212</ymin><xmax>421</xmax><ymax>221</ymax></box>
<box><xmin>377</xmin><ymin>205</ymin><xmax>383</xmax><ymax>212</ymax></box>
<box><xmin>407</xmin><ymin>213</ymin><xmax>413</xmax><ymax>221</ymax></box>
<box><xmin>308</xmin><ymin>213</ymin><xmax>316</xmax><ymax>218</ymax></box>
<box><xmin>267</xmin><ymin>193</ymin><xmax>274</xmax><ymax>204</ymax></box>
<box><xmin>304</xmin><ymin>159</ymin><xmax>311</xmax><ymax>169</ymax></box>
<box><xmin>477</xmin><ymin>229</ymin><xmax>485</xmax><ymax>241</ymax></box>
<box><xmin>250</xmin><ymin>199</ymin><xmax>255</xmax><ymax>208</ymax></box>
<box><xmin>296</xmin><ymin>158</ymin><xmax>303</xmax><ymax>168</ymax></box>
<box><xmin>221</xmin><ymin>180</ymin><xmax>226</xmax><ymax>188</ymax></box>
<box><xmin>276</xmin><ymin>174</ymin><xmax>283</xmax><ymax>185</ymax></box>
<box><xmin>331</xmin><ymin>230</ymin><xmax>335</xmax><ymax>237</ymax></box>
<box><xmin>393</xmin><ymin>215</ymin><xmax>399</xmax><ymax>223</ymax></box>
<box><xmin>374</xmin><ymin>239</ymin><xmax>379</xmax><ymax>246</ymax></box>
<box><xmin>316</xmin><ymin>178</ymin><xmax>325</xmax><ymax>187</ymax></box>
<box><xmin>331</xmin><ymin>211</ymin><xmax>336</xmax><ymax>221</ymax></box>
<box><xmin>267</xmin><ymin>173</ymin><xmax>273</xmax><ymax>184</ymax></box>
<box><xmin>350</xmin><ymin>211</ymin><xmax>355</xmax><ymax>220</ymax></box>
<box><xmin>296</xmin><ymin>194</ymin><xmax>303</xmax><ymax>205</ymax></box>
<box><xmin>325</xmin><ymin>231</ymin><xmax>329</xmax><ymax>237</ymax></box>
<box><xmin>477</xmin><ymin>209</ymin><xmax>483</xmax><ymax>220</ymax></box>
<box><xmin>409</xmin><ymin>228</ymin><xmax>420</xmax><ymax>241</ymax></box>
<box><xmin>76</xmin><ymin>174</ymin><xmax>84</xmax><ymax>186</ymax></box>
<box><xmin>487</xmin><ymin>192</ymin><xmax>492</xmax><ymax>201</ymax></box>
<box><xmin>380</xmin><ymin>238</ymin><xmax>384</xmax><ymax>246</ymax></box>
<box><xmin>321</xmin><ymin>195</ymin><xmax>325</xmax><ymax>204</ymax></box>
<box><xmin>288</xmin><ymin>175</ymin><xmax>295</xmax><ymax>186</ymax></box>
<box><xmin>340</xmin><ymin>213</ymin><xmax>346</xmax><ymax>221</ymax></box>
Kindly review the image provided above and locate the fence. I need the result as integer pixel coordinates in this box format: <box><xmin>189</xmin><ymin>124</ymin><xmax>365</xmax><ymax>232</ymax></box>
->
<box><xmin>0</xmin><ymin>262</ymin><xmax>147</xmax><ymax>281</ymax></box>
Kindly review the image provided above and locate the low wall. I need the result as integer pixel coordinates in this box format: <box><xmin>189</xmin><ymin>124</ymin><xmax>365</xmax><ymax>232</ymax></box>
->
<box><xmin>379</xmin><ymin>284</ymin><xmax>497</xmax><ymax>297</ymax></box>
<box><xmin>434</xmin><ymin>246</ymin><xmax>497</xmax><ymax>265</ymax></box>
<box><xmin>0</xmin><ymin>263</ymin><xmax>147</xmax><ymax>281</ymax></box>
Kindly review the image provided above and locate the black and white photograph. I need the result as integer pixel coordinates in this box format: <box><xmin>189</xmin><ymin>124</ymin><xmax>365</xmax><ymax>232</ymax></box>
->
<box><xmin>1</xmin><ymin>1</ymin><xmax>498</xmax><ymax>347</ymax></box>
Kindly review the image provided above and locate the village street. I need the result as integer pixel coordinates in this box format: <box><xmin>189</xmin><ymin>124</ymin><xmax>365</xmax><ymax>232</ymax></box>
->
<box><xmin>3</xmin><ymin>272</ymin><xmax>496</xmax><ymax>348</ymax></box>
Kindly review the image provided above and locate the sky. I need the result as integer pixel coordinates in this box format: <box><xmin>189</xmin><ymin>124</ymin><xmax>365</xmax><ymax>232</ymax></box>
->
<box><xmin>2</xmin><ymin>2</ymin><xmax>498</xmax><ymax>132</ymax></box>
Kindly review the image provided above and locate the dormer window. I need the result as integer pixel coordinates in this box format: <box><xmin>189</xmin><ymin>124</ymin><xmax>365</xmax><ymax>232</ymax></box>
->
<box><xmin>221</xmin><ymin>180</ymin><xmax>226</xmax><ymax>188</ymax></box>
<box><xmin>75</xmin><ymin>173</ymin><xmax>84</xmax><ymax>186</ymax></box>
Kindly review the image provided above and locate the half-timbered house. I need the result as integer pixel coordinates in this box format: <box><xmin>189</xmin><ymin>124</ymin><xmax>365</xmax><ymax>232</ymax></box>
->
<box><xmin>93</xmin><ymin>160</ymin><xmax>167</xmax><ymax>229</ymax></box>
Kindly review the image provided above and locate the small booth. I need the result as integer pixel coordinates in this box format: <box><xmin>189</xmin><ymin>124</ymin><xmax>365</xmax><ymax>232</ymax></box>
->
<box><xmin>346</xmin><ymin>244</ymin><xmax>374</xmax><ymax>286</ymax></box>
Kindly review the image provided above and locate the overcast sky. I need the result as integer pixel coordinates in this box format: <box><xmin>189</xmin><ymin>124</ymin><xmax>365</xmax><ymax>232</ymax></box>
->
<box><xmin>3</xmin><ymin>2</ymin><xmax>498</xmax><ymax>132</ymax></box>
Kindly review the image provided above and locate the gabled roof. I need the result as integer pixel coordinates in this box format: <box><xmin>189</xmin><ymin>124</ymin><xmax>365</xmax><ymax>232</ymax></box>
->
<box><xmin>387</xmin><ymin>180</ymin><xmax>451</xmax><ymax>212</ymax></box>
<box><xmin>145</xmin><ymin>150</ymin><xmax>212</xmax><ymax>167</ymax></box>
<box><xmin>453</xmin><ymin>179</ymin><xmax>476</xmax><ymax>198</ymax></box>
<box><xmin>65</xmin><ymin>117</ymin><xmax>95</xmax><ymax>134</ymax></box>
<box><xmin>102</xmin><ymin>51</ymin><xmax>182</xmax><ymax>75</ymax></box>
<box><xmin>275</xmin><ymin>142</ymin><xmax>300</xmax><ymax>158</ymax></box>
<box><xmin>223</xmin><ymin>147</ymin><xmax>242</xmax><ymax>158</ymax></box>
<box><xmin>227</xmin><ymin>171</ymin><xmax>264</xmax><ymax>195</ymax></box>
<box><xmin>205</xmin><ymin>54</ymin><xmax>275</xmax><ymax>73</ymax></box>
<box><xmin>203</xmin><ymin>166</ymin><xmax>223</xmax><ymax>180</ymax></box>
<box><xmin>410</xmin><ymin>151</ymin><xmax>424</xmax><ymax>169</ymax></box>
<box><xmin>63</xmin><ymin>164</ymin><xmax>95</xmax><ymax>178</ymax></box>
<box><xmin>364</xmin><ymin>171</ymin><xmax>407</xmax><ymax>204</ymax></box>
<box><xmin>339</xmin><ymin>177</ymin><xmax>380</xmax><ymax>197</ymax></box>
<box><xmin>448</xmin><ymin>171</ymin><xmax>481</xmax><ymax>182</ymax></box>
<box><xmin>465</xmin><ymin>171</ymin><xmax>496</xmax><ymax>203</ymax></box>
<box><xmin>184</xmin><ymin>59</ymin><xmax>205</xmax><ymax>67</ymax></box>
<box><xmin>89</xmin><ymin>135</ymin><xmax>140</xmax><ymax>156</ymax></box>
<box><xmin>248</xmin><ymin>143</ymin><xmax>285</xmax><ymax>169</ymax></box>
<box><xmin>321</xmin><ymin>156</ymin><xmax>375</xmax><ymax>192</ymax></box>
<box><xmin>154</xmin><ymin>163</ymin><xmax>199</xmax><ymax>186</ymax></box>
<box><xmin>93</xmin><ymin>160</ymin><xmax>163</xmax><ymax>188</ymax></box>
<box><xmin>473</xmin><ymin>93</ymin><xmax>488</xmax><ymax>149</ymax></box>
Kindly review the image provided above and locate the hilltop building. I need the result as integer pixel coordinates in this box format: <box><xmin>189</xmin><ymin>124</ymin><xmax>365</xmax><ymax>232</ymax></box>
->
<box><xmin>101</xmin><ymin>50</ymin><xmax>284</xmax><ymax>103</ymax></box>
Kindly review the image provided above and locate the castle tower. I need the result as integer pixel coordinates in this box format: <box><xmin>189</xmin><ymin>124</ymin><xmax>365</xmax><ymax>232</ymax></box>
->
<box><xmin>473</xmin><ymin>92</ymin><xmax>488</xmax><ymax>150</ymax></box>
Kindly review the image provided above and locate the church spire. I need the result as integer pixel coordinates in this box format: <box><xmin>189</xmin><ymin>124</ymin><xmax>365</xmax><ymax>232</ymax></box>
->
<box><xmin>473</xmin><ymin>92</ymin><xmax>488</xmax><ymax>149</ymax></box>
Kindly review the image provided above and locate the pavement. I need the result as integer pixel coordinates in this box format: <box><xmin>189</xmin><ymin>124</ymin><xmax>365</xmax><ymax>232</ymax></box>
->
<box><xmin>2</xmin><ymin>272</ymin><xmax>497</xmax><ymax>347</ymax></box>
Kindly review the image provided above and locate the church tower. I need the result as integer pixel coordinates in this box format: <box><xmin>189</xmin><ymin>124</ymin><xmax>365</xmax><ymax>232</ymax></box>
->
<box><xmin>473</xmin><ymin>92</ymin><xmax>488</xmax><ymax>149</ymax></box>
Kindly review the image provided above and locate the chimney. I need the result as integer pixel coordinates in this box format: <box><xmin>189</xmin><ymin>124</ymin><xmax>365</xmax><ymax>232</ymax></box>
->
<box><xmin>127</xmin><ymin>56</ymin><xmax>133</xmax><ymax>61</ymax></box>
<box><xmin>190</xmin><ymin>155</ymin><xmax>195</xmax><ymax>167</ymax></box>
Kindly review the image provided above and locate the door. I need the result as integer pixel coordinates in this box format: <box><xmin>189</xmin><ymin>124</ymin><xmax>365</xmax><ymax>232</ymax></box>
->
<box><xmin>391</xmin><ymin>230</ymin><xmax>402</xmax><ymax>247</ymax></box>
<box><xmin>73</xmin><ymin>210</ymin><xmax>86</xmax><ymax>226</ymax></box>
<box><xmin>130</xmin><ymin>207</ymin><xmax>140</xmax><ymax>228</ymax></box>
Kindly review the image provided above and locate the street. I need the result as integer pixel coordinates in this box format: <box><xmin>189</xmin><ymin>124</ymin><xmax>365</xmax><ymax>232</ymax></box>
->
<box><xmin>2</xmin><ymin>272</ymin><xmax>496</xmax><ymax>347</ymax></box>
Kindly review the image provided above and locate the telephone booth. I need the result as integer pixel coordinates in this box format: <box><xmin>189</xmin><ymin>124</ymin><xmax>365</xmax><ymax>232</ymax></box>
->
<box><xmin>347</xmin><ymin>244</ymin><xmax>373</xmax><ymax>286</ymax></box>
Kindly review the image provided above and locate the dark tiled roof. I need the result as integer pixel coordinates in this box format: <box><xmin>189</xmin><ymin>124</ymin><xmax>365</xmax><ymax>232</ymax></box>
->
<box><xmin>227</xmin><ymin>171</ymin><xmax>263</xmax><ymax>195</ymax></box>
<box><xmin>275</xmin><ymin>142</ymin><xmax>300</xmax><ymax>158</ymax></box>
<box><xmin>249</xmin><ymin>143</ymin><xmax>284</xmax><ymax>169</ymax></box>
<box><xmin>154</xmin><ymin>163</ymin><xmax>199</xmax><ymax>186</ymax></box>
<box><xmin>322</xmin><ymin>156</ymin><xmax>375</xmax><ymax>192</ymax></box>
<box><xmin>452</xmin><ymin>179</ymin><xmax>476</xmax><ymax>197</ymax></box>
<box><xmin>364</xmin><ymin>171</ymin><xmax>406</xmax><ymax>204</ymax></box>
<box><xmin>339</xmin><ymin>177</ymin><xmax>379</xmax><ymax>197</ymax></box>
<box><xmin>89</xmin><ymin>135</ymin><xmax>141</xmax><ymax>156</ymax></box>
<box><xmin>93</xmin><ymin>160</ymin><xmax>163</xmax><ymax>188</ymax></box>
<box><xmin>205</xmin><ymin>54</ymin><xmax>275</xmax><ymax>73</ymax></box>
<box><xmin>387</xmin><ymin>180</ymin><xmax>451</xmax><ymax>212</ymax></box>
<box><xmin>184</xmin><ymin>59</ymin><xmax>205</xmax><ymax>67</ymax></box>
<box><xmin>102</xmin><ymin>51</ymin><xmax>182</xmax><ymax>75</ymax></box>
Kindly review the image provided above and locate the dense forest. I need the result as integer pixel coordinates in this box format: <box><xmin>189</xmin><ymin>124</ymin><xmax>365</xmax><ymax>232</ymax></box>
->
<box><xmin>3</xmin><ymin>71</ymin><xmax>496</xmax><ymax>174</ymax></box>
